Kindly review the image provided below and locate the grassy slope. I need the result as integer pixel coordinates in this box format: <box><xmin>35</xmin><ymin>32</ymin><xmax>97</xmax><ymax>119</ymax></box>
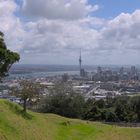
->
<box><xmin>0</xmin><ymin>100</ymin><xmax>140</xmax><ymax>140</ymax></box>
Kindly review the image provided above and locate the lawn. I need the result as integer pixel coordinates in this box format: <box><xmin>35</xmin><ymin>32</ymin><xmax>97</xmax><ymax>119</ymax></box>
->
<box><xmin>0</xmin><ymin>99</ymin><xmax>140</xmax><ymax>140</ymax></box>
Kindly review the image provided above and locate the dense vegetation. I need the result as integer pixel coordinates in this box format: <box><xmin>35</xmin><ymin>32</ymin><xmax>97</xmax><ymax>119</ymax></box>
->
<box><xmin>0</xmin><ymin>31</ymin><xmax>20</xmax><ymax>81</ymax></box>
<box><xmin>38</xmin><ymin>81</ymin><xmax>85</xmax><ymax>118</ymax></box>
<box><xmin>36</xmin><ymin>81</ymin><xmax>140</xmax><ymax>123</ymax></box>
<box><xmin>0</xmin><ymin>99</ymin><xmax>140</xmax><ymax>140</ymax></box>
<box><xmin>83</xmin><ymin>96</ymin><xmax>140</xmax><ymax>122</ymax></box>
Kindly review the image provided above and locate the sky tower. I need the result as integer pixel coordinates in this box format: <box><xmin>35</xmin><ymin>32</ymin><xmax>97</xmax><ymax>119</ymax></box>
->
<box><xmin>79</xmin><ymin>49</ymin><xmax>82</xmax><ymax>75</ymax></box>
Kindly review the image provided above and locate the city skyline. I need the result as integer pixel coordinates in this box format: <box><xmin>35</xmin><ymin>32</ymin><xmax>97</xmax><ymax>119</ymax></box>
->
<box><xmin>1</xmin><ymin>0</ymin><xmax>140</xmax><ymax>65</ymax></box>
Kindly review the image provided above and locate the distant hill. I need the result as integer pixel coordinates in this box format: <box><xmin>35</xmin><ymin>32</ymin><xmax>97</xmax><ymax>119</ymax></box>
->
<box><xmin>0</xmin><ymin>99</ymin><xmax>140</xmax><ymax>140</ymax></box>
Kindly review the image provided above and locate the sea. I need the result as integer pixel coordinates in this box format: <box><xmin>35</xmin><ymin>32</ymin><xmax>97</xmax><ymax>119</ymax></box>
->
<box><xmin>8</xmin><ymin>64</ymin><xmax>128</xmax><ymax>79</ymax></box>
<box><xmin>8</xmin><ymin>64</ymin><xmax>82</xmax><ymax>79</ymax></box>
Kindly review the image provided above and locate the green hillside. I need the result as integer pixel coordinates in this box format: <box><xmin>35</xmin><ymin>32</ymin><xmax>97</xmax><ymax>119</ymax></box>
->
<box><xmin>0</xmin><ymin>99</ymin><xmax>140</xmax><ymax>140</ymax></box>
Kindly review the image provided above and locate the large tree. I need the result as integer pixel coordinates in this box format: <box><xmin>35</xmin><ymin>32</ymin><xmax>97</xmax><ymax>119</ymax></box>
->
<box><xmin>11</xmin><ymin>80</ymin><xmax>41</xmax><ymax>112</ymax></box>
<box><xmin>0</xmin><ymin>31</ymin><xmax>20</xmax><ymax>81</ymax></box>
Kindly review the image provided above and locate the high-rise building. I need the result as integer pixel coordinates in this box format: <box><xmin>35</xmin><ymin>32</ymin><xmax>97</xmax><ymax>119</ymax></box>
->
<box><xmin>120</xmin><ymin>67</ymin><xmax>124</xmax><ymax>75</ymax></box>
<box><xmin>97</xmin><ymin>66</ymin><xmax>102</xmax><ymax>74</ymax></box>
<box><xmin>131</xmin><ymin>66</ymin><xmax>136</xmax><ymax>75</ymax></box>
<box><xmin>79</xmin><ymin>50</ymin><xmax>87</xmax><ymax>77</ymax></box>
<box><xmin>79</xmin><ymin>50</ymin><xmax>82</xmax><ymax>76</ymax></box>
<box><xmin>130</xmin><ymin>66</ymin><xmax>138</xmax><ymax>80</ymax></box>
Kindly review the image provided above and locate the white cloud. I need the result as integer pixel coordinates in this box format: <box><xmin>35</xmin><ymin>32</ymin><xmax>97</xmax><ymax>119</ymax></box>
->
<box><xmin>22</xmin><ymin>0</ymin><xmax>99</xmax><ymax>20</ymax></box>
<box><xmin>100</xmin><ymin>10</ymin><xmax>140</xmax><ymax>51</ymax></box>
<box><xmin>1</xmin><ymin>0</ymin><xmax>140</xmax><ymax>64</ymax></box>
<box><xmin>0</xmin><ymin>0</ymin><xmax>25</xmax><ymax>52</ymax></box>
<box><xmin>21</xmin><ymin>18</ymin><xmax>100</xmax><ymax>55</ymax></box>
<box><xmin>0</xmin><ymin>0</ymin><xmax>17</xmax><ymax>16</ymax></box>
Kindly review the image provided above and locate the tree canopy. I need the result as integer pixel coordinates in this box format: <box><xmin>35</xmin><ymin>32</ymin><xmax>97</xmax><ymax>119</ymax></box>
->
<box><xmin>11</xmin><ymin>80</ymin><xmax>41</xmax><ymax>112</ymax></box>
<box><xmin>0</xmin><ymin>31</ymin><xmax>20</xmax><ymax>80</ymax></box>
<box><xmin>38</xmin><ymin>81</ymin><xmax>85</xmax><ymax>118</ymax></box>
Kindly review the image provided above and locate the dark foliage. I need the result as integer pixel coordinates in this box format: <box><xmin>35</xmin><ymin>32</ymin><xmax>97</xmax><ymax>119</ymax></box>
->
<box><xmin>0</xmin><ymin>31</ymin><xmax>20</xmax><ymax>80</ymax></box>
<box><xmin>83</xmin><ymin>96</ymin><xmax>140</xmax><ymax>122</ymax></box>
<box><xmin>37</xmin><ymin>81</ymin><xmax>85</xmax><ymax>118</ymax></box>
<box><xmin>36</xmin><ymin>80</ymin><xmax>140</xmax><ymax>122</ymax></box>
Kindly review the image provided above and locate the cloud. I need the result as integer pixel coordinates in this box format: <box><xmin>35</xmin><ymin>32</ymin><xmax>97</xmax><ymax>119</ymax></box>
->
<box><xmin>22</xmin><ymin>0</ymin><xmax>99</xmax><ymax>20</ymax></box>
<box><xmin>20</xmin><ymin>7</ymin><xmax>140</xmax><ymax>55</ymax></box>
<box><xmin>100</xmin><ymin>10</ymin><xmax>140</xmax><ymax>51</ymax></box>
<box><xmin>0</xmin><ymin>0</ymin><xmax>101</xmax><ymax>57</ymax></box>
<box><xmin>21</xmin><ymin>18</ymin><xmax>100</xmax><ymax>55</ymax></box>
<box><xmin>1</xmin><ymin>0</ymin><xmax>140</xmax><ymax>64</ymax></box>
<box><xmin>0</xmin><ymin>0</ymin><xmax>25</xmax><ymax>52</ymax></box>
<box><xmin>0</xmin><ymin>0</ymin><xmax>17</xmax><ymax>16</ymax></box>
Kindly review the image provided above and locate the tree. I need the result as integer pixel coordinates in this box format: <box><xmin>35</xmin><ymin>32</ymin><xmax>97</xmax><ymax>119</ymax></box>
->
<box><xmin>114</xmin><ymin>96</ymin><xmax>130</xmax><ymax>122</ymax></box>
<box><xmin>94</xmin><ymin>99</ymin><xmax>105</xmax><ymax>109</ymax></box>
<box><xmin>0</xmin><ymin>31</ymin><xmax>20</xmax><ymax>81</ymax></box>
<box><xmin>38</xmin><ymin>81</ymin><xmax>85</xmax><ymax>118</ymax></box>
<box><xmin>83</xmin><ymin>105</ymin><xmax>101</xmax><ymax>121</ymax></box>
<box><xmin>130</xmin><ymin>96</ymin><xmax>140</xmax><ymax>121</ymax></box>
<box><xmin>105</xmin><ymin>109</ymin><xmax>118</xmax><ymax>122</ymax></box>
<box><xmin>11</xmin><ymin>80</ymin><xmax>41</xmax><ymax>112</ymax></box>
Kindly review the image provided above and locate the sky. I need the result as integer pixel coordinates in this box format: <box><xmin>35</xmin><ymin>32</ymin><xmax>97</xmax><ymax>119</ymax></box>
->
<box><xmin>1</xmin><ymin>0</ymin><xmax>140</xmax><ymax>65</ymax></box>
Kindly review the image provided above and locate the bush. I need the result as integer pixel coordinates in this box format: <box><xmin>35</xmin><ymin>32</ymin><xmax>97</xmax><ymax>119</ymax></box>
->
<box><xmin>37</xmin><ymin>83</ymin><xmax>140</xmax><ymax>123</ymax></box>
<box><xmin>105</xmin><ymin>110</ymin><xmax>118</xmax><ymax>122</ymax></box>
<box><xmin>37</xmin><ymin>82</ymin><xmax>85</xmax><ymax>118</ymax></box>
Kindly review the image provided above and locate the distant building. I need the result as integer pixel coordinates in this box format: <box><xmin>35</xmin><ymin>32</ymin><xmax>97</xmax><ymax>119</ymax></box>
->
<box><xmin>130</xmin><ymin>66</ymin><xmax>138</xmax><ymax>80</ymax></box>
<box><xmin>79</xmin><ymin>50</ymin><xmax>87</xmax><ymax>77</ymax></box>
<box><xmin>97</xmin><ymin>66</ymin><xmax>102</xmax><ymax>74</ymax></box>
<box><xmin>80</xmin><ymin>69</ymin><xmax>87</xmax><ymax>77</ymax></box>
<box><xmin>79</xmin><ymin>49</ymin><xmax>82</xmax><ymax>76</ymax></box>
<box><xmin>62</xmin><ymin>73</ymin><xmax>69</xmax><ymax>82</ymax></box>
<box><xmin>131</xmin><ymin>66</ymin><xmax>136</xmax><ymax>75</ymax></box>
<box><xmin>120</xmin><ymin>67</ymin><xmax>124</xmax><ymax>75</ymax></box>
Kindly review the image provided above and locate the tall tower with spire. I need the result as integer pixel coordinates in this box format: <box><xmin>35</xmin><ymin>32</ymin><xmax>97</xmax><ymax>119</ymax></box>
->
<box><xmin>79</xmin><ymin>49</ymin><xmax>82</xmax><ymax>76</ymax></box>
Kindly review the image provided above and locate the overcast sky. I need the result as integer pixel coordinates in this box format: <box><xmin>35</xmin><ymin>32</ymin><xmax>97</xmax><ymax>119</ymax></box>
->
<box><xmin>1</xmin><ymin>0</ymin><xmax>140</xmax><ymax>65</ymax></box>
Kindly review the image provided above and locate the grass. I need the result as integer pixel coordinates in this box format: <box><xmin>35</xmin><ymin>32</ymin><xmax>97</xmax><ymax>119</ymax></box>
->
<box><xmin>0</xmin><ymin>99</ymin><xmax>140</xmax><ymax>140</ymax></box>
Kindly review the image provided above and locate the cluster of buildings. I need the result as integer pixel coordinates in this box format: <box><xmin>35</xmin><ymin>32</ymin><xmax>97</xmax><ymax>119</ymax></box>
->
<box><xmin>92</xmin><ymin>66</ymin><xmax>140</xmax><ymax>82</ymax></box>
<box><xmin>1</xmin><ymin>53</ymin><xmax>140</xmax><ymax>103</ymax></box>
<box><xmin>77</xmin><ymin>53</ymin><xmax>140</xmax><ymax>100</ymax></box>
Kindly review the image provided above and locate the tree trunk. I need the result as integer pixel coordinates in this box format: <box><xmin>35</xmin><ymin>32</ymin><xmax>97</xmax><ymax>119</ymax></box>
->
<box><xmin>23</xmin><ymin>99</ymin><xmax>27</xmax><ymax>112</ymax></box>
